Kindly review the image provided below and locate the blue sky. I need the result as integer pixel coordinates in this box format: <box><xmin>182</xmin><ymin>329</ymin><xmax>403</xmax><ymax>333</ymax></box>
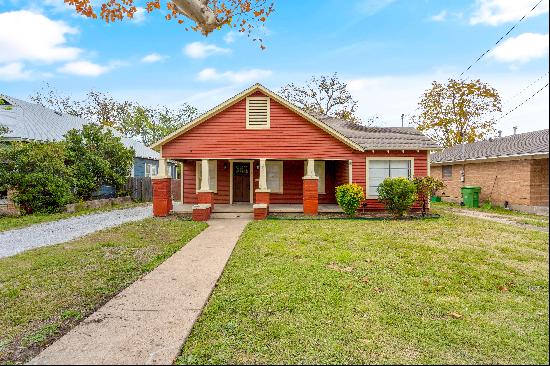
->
<box><xmin>1</xmin><ymin>0</ymin><xmax>548</xmax><ymax>135</ymax></box>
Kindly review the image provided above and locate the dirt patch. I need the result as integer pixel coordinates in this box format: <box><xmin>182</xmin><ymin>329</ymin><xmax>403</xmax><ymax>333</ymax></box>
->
<box><xmin>450</xmin><ymin>209</ymin><xmax>548</xmax><ymax>232</ymax></box>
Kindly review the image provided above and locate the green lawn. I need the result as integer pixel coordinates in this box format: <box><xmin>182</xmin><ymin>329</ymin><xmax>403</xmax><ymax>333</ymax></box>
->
<box><xmin>178</xmin><ymin>213</ymin><xmax>549</xmax><ymax>364</ymax></box>
<box><xmin>0</xmin><ymin>202</ymin><xmax>147</xmax><ymax>232</ymax></box>
<box><xmin>0</xmin><ymin>217</ymin><xmax>206</xmax><ymax>364</ymax></box>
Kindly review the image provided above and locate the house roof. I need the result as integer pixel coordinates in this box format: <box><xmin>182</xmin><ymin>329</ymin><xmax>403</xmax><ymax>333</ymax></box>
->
<box><xmin>0</xmin><ymin>94</ymin><xmax>161</xmax><ymax>160</ymax></box>
<box><xmin>151</xmin><ymin>83</ymin><xmax>439</xmax><ymax>152</ymax></box>
<box><xmin>430</xmin><ymin>129</ymin><xmax>549</xmax><ymax>164</ymax></box>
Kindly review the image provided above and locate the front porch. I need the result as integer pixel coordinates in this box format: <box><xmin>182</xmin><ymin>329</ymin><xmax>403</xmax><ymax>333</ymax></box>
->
<box><xmin>172</xmin><ymin>202</ymin><xmax>344</xmax><ymax>214</ymax></box>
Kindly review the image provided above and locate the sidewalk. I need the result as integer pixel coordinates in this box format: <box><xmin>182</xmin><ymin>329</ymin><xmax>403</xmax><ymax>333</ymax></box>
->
<box><xmin>29</xmin><ymin>218</ymin><xmax>250</xmax><ymax>365</ymax></box>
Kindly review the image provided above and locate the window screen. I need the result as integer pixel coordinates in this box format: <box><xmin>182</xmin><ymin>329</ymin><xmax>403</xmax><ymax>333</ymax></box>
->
<box><xmin>368</xmin><ymin>160</ymin><xmax>412</xmax><ymax>196</ymax></box>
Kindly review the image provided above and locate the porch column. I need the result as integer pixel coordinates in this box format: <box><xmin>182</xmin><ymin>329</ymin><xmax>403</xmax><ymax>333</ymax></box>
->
<box><xmin>303</xmin><ymin>159</ymin><xmax>319</xmax><ymax>215</ymax></box>
<box><xmin>197</xmin><ymin>159</ymin><xmax>214</xmax><ymax>211</ymax></box>
<box><xmin>348</xmin><ymin>160</ymin><xmax>353</xmax><ymax>184</ymax></box>
<box><xmin>255</xmin><ymin>158</ymin><xmax>270</xmax><ymax>207</ymax></box>
<box><xmin>152</xmin><ymin>158</ymin><xmax>171</xmax><ymax>217</ymax></box>
<box><xmin>180</xmin><ymin>162</ymin><xmax>184</xmax><ymax>204</ymax></box>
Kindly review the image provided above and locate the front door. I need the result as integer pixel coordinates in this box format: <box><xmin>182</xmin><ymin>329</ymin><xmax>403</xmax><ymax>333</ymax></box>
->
<box><xmin>233</xmin><ymin>162</ymin><xmax>250</xmax><ymax>202</ymax></box>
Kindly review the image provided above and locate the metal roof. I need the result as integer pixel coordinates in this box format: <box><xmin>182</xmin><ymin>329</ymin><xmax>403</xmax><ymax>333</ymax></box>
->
<box><xmin>0</xmin><ymin>94</ymin><xmax>161</xmax><ymax>160</ymax></box>
<box><xmin>430</xmin><ymin>129</ymin><xmax>549</xmax><ymax>163</ymax></box>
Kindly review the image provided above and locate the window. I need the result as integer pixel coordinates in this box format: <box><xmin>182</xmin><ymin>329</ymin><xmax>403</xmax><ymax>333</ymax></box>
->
<box><xmin>144</xmin><ymin>163</ymin><xmax>157</xmax><ymax>177</ymax></box>
<box><xmin>196</xmin><ymin>160</ymin><xmax>217</xmax><ymax>192</ymax></box>
<box><xmin>367</xmin><ymin>159</ymin><xmax>412</xmax><ymax>196</ymax></box>
<box><xmin>246</xmin><ymin>97</ymin><xmax>270</xmax><ymax>129</ymax></box>
<box><xmin>442</xmin><ymin>165</ymin><xmax>452</xmax><ymax>179</ymax></box>
<box><xmin>266</xmin><ymin>161</ymin><xmax>283</xmax><ymax>193</ymax></box>
<box><xmin>303</xmin><ymin>160</ymin><xmax>326</xmax><ymax>194</ymax></box>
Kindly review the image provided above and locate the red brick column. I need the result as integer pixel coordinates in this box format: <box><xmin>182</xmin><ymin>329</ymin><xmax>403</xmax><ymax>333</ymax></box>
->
<box><xmin>255</xmin><ymin>191</ymin><xmax>270</xmax><ymax>205</ymax></box>
<box><xmin>253</xmin><ymin>204</ymin><xmax>268</xmax><ymax>220</ymax></box>
<box><xmin>197</xmin><ymin>191</ymin><xmax>214</xmax><ymax>211</ymax></box>
<box><xmin>303</xmin><ymin>178</ymin><xmax>319</xmax><ymax>215</ymax></box>
<box><xmin>152</xmin><ymin>178</ymin><xmax>171</xmax><ymax>217</ymax></box>
<box><xmin>192</xmin><ymin>204</ymin><xmax>211</xmax><ymax>221</ymax></box>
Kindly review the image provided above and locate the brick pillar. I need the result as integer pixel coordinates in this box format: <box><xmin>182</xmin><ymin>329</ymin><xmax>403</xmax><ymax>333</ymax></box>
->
<box><xmin>255</xmin><ymin>191</ymin><xmax>270</xmax><ymax>205</ymax></box>
<box><xmin>197</xmin><ymin>191</ymin><xmax>214</xmax><ymax>211</ymax></box>
<box><xmin>303</xmin><ymin>178</ymin><xmax>319</xmax><ymax>215</ymax></box>
<box><xmin>152</xmin><ymin>178</ymin><xmax>171</xmax><ymax>217</ymax></box>
<box><xmin>253</xmin><ymin>204</ymin><xmax>268</xmax><ymax>220</ymax></box>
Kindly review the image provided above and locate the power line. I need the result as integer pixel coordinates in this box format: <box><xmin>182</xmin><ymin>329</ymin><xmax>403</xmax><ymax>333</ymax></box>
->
<box><xmin>504</xmin><ymin>71</ymin><xmax>549</xmax><ymax>104</ymax></box>
<box><xmin>496</xmin><ymin>82</ymin><xmax>549</xmax><ymax>122</ymax></box>
<box><xmin>458</xmin><ymin>0</ymin><xmax>546</xmax><ymax>78</ymax></box>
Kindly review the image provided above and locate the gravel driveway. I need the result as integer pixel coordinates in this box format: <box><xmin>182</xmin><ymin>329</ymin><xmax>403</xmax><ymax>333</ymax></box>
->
<box><xmin>0</xmin><ymin>205</ymin><xmax>153</xmax><ymax>259</ymax></box>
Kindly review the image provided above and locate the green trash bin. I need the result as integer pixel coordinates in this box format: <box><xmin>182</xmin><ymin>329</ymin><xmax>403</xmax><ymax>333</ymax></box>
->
<box><xmin>461</xmin><ymin>186</ymin><xmax>481</xmax><ymax>208</ymax></box>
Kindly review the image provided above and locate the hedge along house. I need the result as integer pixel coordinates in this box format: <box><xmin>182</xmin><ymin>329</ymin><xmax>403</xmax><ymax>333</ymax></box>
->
<box><xmin>150</xmin><ymin>84</ymin><xmax>440</xmax><ymax>220</ymax></box>
<box><xmin>0</xmin><ymin>94</ymin><xmax>177</xmax><ymax>180</ymax></box>
<box><xmin>430</xmin><ymin>129</ymin><xmax>549</xmax><ymax>215</ymax></box>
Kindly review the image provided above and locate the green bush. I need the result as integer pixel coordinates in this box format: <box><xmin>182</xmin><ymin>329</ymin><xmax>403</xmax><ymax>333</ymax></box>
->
<box><xmin>0</xmin><ymin>142</ymin><xmax>74</xmax><ymax>214</ymax></box>
<box><xmin>335</xmin><ymin>183</ymin><xmax>365</xmax><ymax>216</ymax></box>
<box><xmin>412</xmin><ymin>176</ymin><xmax>445</xmax><ymax>216</ymax></box>
<box><xmin>377</xmin><ymin>177</ymin><xmax>417</xmax><ymax>217</ymax></box>
<box><xmin>64</xmin><ymin>124</ymin><xmax>134</xmax><ymax>199</ymax></box>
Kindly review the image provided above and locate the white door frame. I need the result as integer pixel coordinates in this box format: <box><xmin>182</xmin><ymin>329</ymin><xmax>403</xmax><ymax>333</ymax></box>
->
<box><xmin>229</xmin><ymin>160</ymin><xmax>254</xmax><ymax>204</ymax></box>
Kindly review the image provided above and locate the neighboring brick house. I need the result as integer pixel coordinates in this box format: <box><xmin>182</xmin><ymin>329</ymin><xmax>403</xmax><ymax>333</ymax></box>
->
<box><xmin>149</xmin><ymin>83</ymin><xmax>440</xmax><ymax>220</ymax></box>
<box><xmin>431</xmin><ymin>129</ymin><xmax>549</xmax><ymax>215</ymax></box>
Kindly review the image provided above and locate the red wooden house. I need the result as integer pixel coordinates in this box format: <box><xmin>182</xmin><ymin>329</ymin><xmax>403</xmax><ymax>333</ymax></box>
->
<box><xmin>150</xmin><ymin>84</ymin><xmax>439</xmax><ymax>220</ymax></box>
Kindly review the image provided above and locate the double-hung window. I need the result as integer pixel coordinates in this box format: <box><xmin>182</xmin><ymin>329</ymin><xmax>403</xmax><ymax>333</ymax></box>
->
<box><xmin>196</xmin><ymin>160</ymin><xmax>218</xmax><ymax>192</ymax></box>
<box><xmin>144</xmin><ymin>163</ymin><xmax>157</xmax><ymax>177</ymax></box>
<box><xmin>266</xmin><ymin>161</ymin><xmax>283</xmax><ymax>193</ymax></box>
<box><xmin>367</xmin><ymin>159</ymin><xmax>413</xmax><ymax>196</ymax></box>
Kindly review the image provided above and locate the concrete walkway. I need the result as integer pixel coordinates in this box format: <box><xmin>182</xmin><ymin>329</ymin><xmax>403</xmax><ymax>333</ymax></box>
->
<box><xmin>29</xmin><ymin>218</ymin><xmax>250</xmax><ymax>365</ymax></box>
<box><xmin>0</xmin><ymin>206</ymin><xmax>153</xmax><ymax>259</ymax></box>
<box><xmin>448</xmin><ymin>208</ymin><xmax>548</xmax><ymax>232</ymax></box>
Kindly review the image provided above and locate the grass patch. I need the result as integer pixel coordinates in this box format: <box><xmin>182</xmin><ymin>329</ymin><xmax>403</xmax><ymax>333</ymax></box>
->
<box><xmin>178</xmin><ymin>213</ymin><xmax>548</xmax><ymax>364</ymax></box>
<box><xmin>0</xmin><ymin>202</ymin><xmax>147</xmax><ymax>232</ymax></box>
<box><xmin>432</xmin><ymin>201</ymin><xmax>548</xmax><ymax>222</ymax></box>
<box><xmin>0</xmin><ymin>217</ymin><xmax>206</xmax><ymax>364</ymax></box>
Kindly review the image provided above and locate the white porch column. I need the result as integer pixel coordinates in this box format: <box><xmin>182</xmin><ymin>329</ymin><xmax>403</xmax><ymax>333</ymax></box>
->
<box><xmin>199</xmin><ymin>159</ymin><xmax>210</xmax><ymax>191</ymax></box>
<box><xmin>348</xmin><ymin>160</ymin><xmax>353</xmax><ymax>184</ymax></box>
<box><xmin>154</xmin><ymin>158</ymin><xmax>169</xmax><ymax>179</ymax></box>
<box><xmin>304</xmin><ymin>158</ymin><xmax>317</xmax><ymax>178</ymax></box>
<box><xmin>180</xmin><ymin>162</ymin><xmax>184</xmax><ymax>204</ymax></box>
<box><xmin>258</xmin><ymin>158</ymin><xmax>269</xmax><ymax>191</ymax></box>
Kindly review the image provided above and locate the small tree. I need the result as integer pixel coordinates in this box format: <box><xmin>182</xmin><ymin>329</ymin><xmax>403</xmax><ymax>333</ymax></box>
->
<box><xmin>413</xmin><ymin>176</ymin><xmax>445</xmax><ymax>216</ymax></box>
<box><xmin>64</xmin><ymin>124</ymin><xmax>135</xmax><ymax>199</ymax></box>
<box><xmin>0</xmin><ymin>142</ymin><xmax>74</xmax><ymax>214</ymax></box>
<box><xmin>335</xmin><ymin>183</ymin><xmax>365</xmax><ymax>216</ymax></box>
<box><xmin>411</xmin><ymin>78</ymin><xmax>501</xmax><ymax>147</ymax></box>
<box><xmin>377</xmin><ymin>177</ymin><xmax>417</xmax><ymax>217</ymax></box>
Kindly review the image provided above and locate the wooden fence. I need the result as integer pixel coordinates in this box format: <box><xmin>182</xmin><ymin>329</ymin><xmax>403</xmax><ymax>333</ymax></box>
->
<box><xmin>124</xmin><ymin>177</ymin><xmax>181</xmax><ymax>202</ymax></box>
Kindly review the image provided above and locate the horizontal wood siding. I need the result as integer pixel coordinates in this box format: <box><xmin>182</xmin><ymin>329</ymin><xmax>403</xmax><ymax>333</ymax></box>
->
<box><xmin>183</xmin><ymin>159</ymin><xmax>230</xmax><ymax>204</ymax></box>
<box><xmin>162</xmin><ymin>91</ymin><xmax>357</xmax><ymax>160</ymax></box>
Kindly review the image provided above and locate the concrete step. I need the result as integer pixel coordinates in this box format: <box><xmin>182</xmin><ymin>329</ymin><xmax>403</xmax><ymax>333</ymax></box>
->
<box><xmin>210</xmin><ymin>212</ymin><xmax>254</xmax><ymax>219</ymax></box>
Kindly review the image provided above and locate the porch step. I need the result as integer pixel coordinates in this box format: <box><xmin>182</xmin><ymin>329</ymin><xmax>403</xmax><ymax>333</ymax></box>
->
<box><xmin>210</xmin><ymin>212</ymin><xmax>254</xmax><ymax>219</ymax></box>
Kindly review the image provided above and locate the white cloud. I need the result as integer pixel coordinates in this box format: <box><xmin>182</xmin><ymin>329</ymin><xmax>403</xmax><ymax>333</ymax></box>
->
<box><xmin>223</xmin><ymin>31</ymin><xmax>239</xmax><ymax>44</ymax></box>
<box><xmin>489</xmin><ymin>33</ymin><xmax>549</xmax><ymax>63</ymax></box>
<box><xmin>183</xmin><ymin>42</ymin><xmax>231</xmax><ymax>59</ymax></box>
<box><xmin>132</xmin><ymin>7</ymin><xmax>146</xmax><ymax>23</ymax></box>
<box><xmin>0</xmin><ymin>10</ymin><xmax>81</xmax><ymax>63</ymax></box>
<box><xmin>197</xmin><ymin>68</ymin><xmax>272</xmax><ymax>83</ymax></box>
<box><xmin>470</xmin><ymin>0</ymin><xmax>549</xmax><ymax>26</ymax></box>
<box><xmin>430</xmin><ymin>10</ymin><xmax>448</xmax><ymax>22</ymax></box>
<box><xmin>0</xmin><ymin>62</ymin><xmax>32</xmax><ymax>81</ymax></box>
<box><xmin>57</xmin><ymin>61</ymin><xmax>111</xmax><ymax>77</ymax></box>
<box><xmin>141</xmin><ymin>53</ymin><xmax>166</xmax><ymax>63</ymax></box>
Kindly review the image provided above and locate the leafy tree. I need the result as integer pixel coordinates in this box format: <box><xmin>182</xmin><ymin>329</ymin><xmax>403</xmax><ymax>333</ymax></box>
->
<box><xmin>64</xmin><ymin>124</ymin><xmax>135</xmax><ymax>199</ymax></box>
<box><xmin>0</xmin><ymin>142</ymin><xmax>74</xmax><ymax>214</ymax></box>
<box><xmin>411</xmin><ymin>79</ymin><xmax>501</xmax><ymax>147</ymax></box>
<box><xmin>377</xmin><ymin>177</ymin><xmax>417</xmax><ymax>217</ymax></box>
<box><xmin>335</xmin><ymin>183</ymin><xmax>365</xmax><ymax>216</ymax></box>
<box><xmin>412</xmin><ymin>176</ymin><xmax>445</xmax><ymax>216</ymax></box>
<box><xmin>279</xmin><ymin>73</ymin><xmax>362</xmax><ymax>123</ymax></box>
<box><xmin>65</xmin><ymin>0</ymin><xmax>274</xmax><ymax>47</ymax></box>
<box><xmin>0</xmin><ymin>124</ymin><xmax>9</xmax><ymax>137</ymax></box>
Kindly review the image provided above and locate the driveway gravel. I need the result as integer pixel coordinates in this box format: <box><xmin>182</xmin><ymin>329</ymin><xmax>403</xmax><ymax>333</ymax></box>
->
<box><xmin>0</xmin><ymin>205</ymin><xmax>153</xmax><ymax>259</ymax></box>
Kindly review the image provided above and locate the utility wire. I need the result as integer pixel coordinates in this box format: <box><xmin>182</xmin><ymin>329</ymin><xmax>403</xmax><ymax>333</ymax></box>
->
<box><xmin>458</xmin><ymin>0</ymin><xmax>546</xmax><ymax>78</ymax></box>
<box><xmin>496</xmin><ymin>82</ymin><xmax>549</xmax><ymax>122</ymax></box>
<box><xmin>504</xmin><ymin>71</ymin><xmax>549</xmax><ymax>104</ymax></box>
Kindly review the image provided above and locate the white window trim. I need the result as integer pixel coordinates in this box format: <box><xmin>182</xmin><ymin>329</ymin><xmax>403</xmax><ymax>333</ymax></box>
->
<box><xmin>365</xmin><ymin>157</ymin><xmax>414</xmax><ymax>199</ymax></box>
<box><xmin>303</xmin><ymin>160</ymin><xmax>326</xmax><ymax>194</ymax></box>
<box><xmin>195</xmin><ymin>160</ymin><xmax>218</xmax><ymax>193</ymax></box>
<box><xmin>266</xmin><ymin>160</ymin><xmax>284</xmax><ymax>194</ymax></box>
<box><xmin>246</xmin><ymin>96</ymin><xmax>270</xmax><ymax>129</ymax></box>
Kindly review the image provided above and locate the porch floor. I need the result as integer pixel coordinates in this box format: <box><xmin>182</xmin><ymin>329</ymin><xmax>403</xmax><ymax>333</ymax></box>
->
<box><xmin>172</xmin><ymin>202</ymin><xmax>343</xmax><ymax>214</ymax></box>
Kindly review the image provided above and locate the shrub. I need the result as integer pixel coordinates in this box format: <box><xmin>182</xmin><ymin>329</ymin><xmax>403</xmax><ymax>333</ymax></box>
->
<box><xmin>412</xmin><ymin>176</ymin><xmax>445</xmax><ymax>216</ymax></box>
<box><xmin>0</xmin><ymin>142</ymin><xmax>74</xmax><ymax>214</ymax></box>
<box><xmin>64</xmin><ymin>124</ymin><xmax>135</xmax><ymax>200</ymax></box>
<box><xmin>377</xmin><ymin>177</ymin><xmax>417</xmax><ymax>217</ymax></box>
<box><xmin>335</xmin><ymin>183</ymin><xmax>365</xmax><ymax>216</ymax></box>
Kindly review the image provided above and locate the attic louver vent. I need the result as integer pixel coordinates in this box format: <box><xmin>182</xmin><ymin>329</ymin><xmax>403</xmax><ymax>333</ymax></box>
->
<box><xmin>246</xmin><ymin>97</ymin><xmax>270</xmax><ymax>129</ymax></box>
